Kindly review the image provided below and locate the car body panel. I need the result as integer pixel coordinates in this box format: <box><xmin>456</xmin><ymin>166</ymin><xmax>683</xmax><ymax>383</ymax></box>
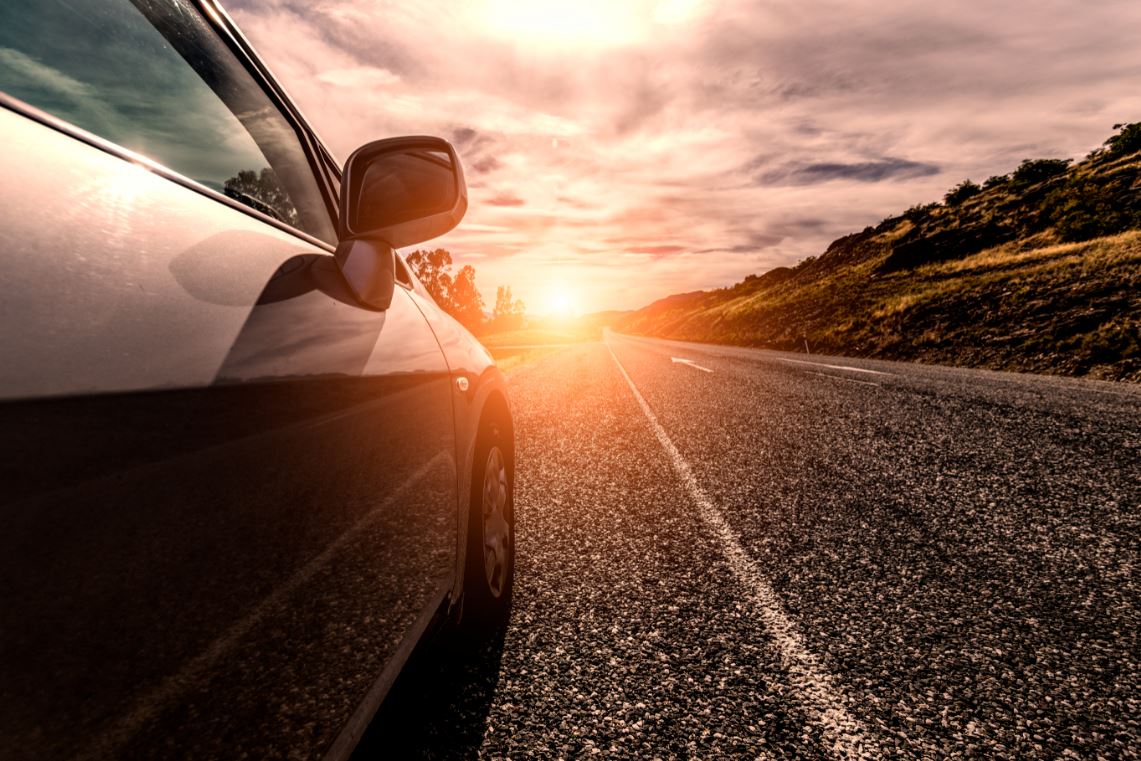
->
<box><xmin>400</xmin><ymin>284</ymin><xmax>513</xmax><ymax>599</ymax></box>
<box><xmin>0</xmin><ymin>100</ymin><xmax>460</xmax><ymax>758</ymax></box>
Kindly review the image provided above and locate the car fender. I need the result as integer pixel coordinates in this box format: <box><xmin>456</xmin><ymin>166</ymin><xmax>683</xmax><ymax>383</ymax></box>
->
<box><xmin>400</xmin><ymin>282</ymin><xmax>515</xmax><ymax>607</ymax></box>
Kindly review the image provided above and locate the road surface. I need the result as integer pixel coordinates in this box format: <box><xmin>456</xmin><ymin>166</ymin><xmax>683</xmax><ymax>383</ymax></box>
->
<box><xmin>361</xmin><ymin>333</ymin><xmax>1139</xmax><ymax>759</ymax></box>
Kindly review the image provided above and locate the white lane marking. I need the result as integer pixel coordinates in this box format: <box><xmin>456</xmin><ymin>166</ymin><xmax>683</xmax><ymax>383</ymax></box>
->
<box><xmin>607</xmin><ymin>341</ymin><xmax>883</xmax><ymax>760</ymax></box>
<box><xmin>82</xmin><ymin>452</ymin><xmax>451</xmax><ymax>761</ymax></box>
<box><xmin>777</xmin><ymin>357</ymin><xmax>891</xmax><ymax>376</ymax></box>
<box><xmin>670</xmin><ymin>356</ymin><xmax>714</xmax><ymax>373</ymax></box>
<box><xmin>806</xmin><ymin>371</ymin><xmax>881</xmax><ymax>388</ymax></box>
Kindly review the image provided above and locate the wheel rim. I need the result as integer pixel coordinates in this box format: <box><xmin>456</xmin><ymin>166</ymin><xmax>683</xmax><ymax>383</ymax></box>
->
<box><xmin>481</xmin><ymin>445</ymin><xmax>510</xmax><ymax>598</ymax></box>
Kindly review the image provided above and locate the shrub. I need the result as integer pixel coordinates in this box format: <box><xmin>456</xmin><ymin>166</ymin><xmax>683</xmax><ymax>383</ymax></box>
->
<box><xmin>1051</xmin><ymin>200</ymin><xmax>1128</xmax><ymax>242</ymax></box>
<box><xmin>944</xmin><ymin>179</ymin><xmax>981</xmax><ymax>205</ymax></box>
<box><xmin>1045</xmin><ymin>176</ymin><xmax>1139</xmax><ymax>242</ymax></box>
<box><xmin>1101</xmin><ymin>122</ymin><xmax>1141</xmax><ymax>158</ymax></box>
<box><xmin>904</xmin><ymin>202</ymin><xmax>940</xmax><ymax>222</ymax></box>
<box><xmin>983</xmin><ymin>174</ymin><xmax>1010</xmax><ymax>189</ymax></box>
<box><xmin>1012</xmin><ymin>158</ymin><xmax>1071</xmax><ymax>185</ymax></box>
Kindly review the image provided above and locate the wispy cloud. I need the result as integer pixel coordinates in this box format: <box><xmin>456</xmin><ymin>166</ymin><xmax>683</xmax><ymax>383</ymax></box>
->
<box><xmin>228</xmin><ymin>0</ymin><xmax>1141</xmax><ymax>312</ymax></box>
<box><xmin>755</xmin><ymin>158</ymin><xmax>941</xmax><ymax>186</ymax></box>
<box><xmin>486</xmin><ymin>192</ymin><xmax>526</xmax><ymax>207</ymax></box>
<box><xmin>625</xmin><ymin>245</ymin><xmax>686</xmax><ymax>256</ymax></box>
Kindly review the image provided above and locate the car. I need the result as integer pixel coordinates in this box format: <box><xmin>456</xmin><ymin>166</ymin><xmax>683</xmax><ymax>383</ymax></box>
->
<box><xmin>0</xmin><ymin>0</ymin><xmax>515</xmax><ymax>758</ymax></box>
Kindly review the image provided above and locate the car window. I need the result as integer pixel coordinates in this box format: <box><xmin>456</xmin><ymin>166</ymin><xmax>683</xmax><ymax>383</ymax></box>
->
<box><xmin>0</xmin><ymin>0</ymin><xmax>336</xmax><ymax>243</ymax></box>
<box><xmin>395</xmin><ymin>255</ymin><xmax>413</xmax><ymax>289</ymax></box>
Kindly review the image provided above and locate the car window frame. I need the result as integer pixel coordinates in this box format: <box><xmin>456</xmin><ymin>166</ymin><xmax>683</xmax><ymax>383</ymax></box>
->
<box><xmin>0</xmin><ymin>0</ymin><xmax>342</xmax><ymax>252</ymax></box>
<box><xmin>394</xmin><ymin>254</ymin><xmax>414</xmax><ymax>290</ymax></box>
<box><xmin>201</xmin><ymin>0</ymin><xmax>343</xmax><ymax>232</ymax></box>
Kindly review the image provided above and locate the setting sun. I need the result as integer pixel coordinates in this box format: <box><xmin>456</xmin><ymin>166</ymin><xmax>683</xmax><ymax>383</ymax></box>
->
<box><xmin>543</xmin><ymin>286</ymin><xmax>578</xmax><ymax>317</ymax></box>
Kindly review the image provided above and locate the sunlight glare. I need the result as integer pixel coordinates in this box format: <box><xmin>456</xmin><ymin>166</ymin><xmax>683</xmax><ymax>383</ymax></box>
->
<box><xmin>545</xmin><ymin>286</ymin><xmax>578</xmax><ymax>317</ymax></box>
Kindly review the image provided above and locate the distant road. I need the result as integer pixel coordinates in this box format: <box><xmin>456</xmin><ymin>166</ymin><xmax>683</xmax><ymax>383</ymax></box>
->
<box><xmin>366</xmin><ymin>333</ymin><xmax>1139</xmax><ymax>759</ymax></box>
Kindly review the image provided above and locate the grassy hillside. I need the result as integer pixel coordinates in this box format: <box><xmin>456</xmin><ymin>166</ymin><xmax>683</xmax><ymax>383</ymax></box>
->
<box><xmin>618</xmin><ymin>126</ymin><xmax>1141</xmax><ymax>381</ymax></box>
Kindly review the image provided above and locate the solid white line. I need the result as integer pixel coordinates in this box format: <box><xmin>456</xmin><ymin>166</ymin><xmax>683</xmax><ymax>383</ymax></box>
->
<box><xmin>806</xmin><ymin>371</ymin><xmax>881</xmax><ymax>387</ymax></box>
<box><xmin>777</xmin><ymin>357</ymin><xmax>891</xmax><ymax>376</ymax></box>
<box><xmin>82</xmin><ymin>452</ymin><xmax>451</xmax><ymax>761</ymax></box>
<box><xmin>607</xmin><ymin>341</ymin><xmax>882</xmax><ymax>760</ymax></box>
<box><xmin>670</xmin><ymin>356</ymin><xmax>714</xmax><ymax>373</ymax></box>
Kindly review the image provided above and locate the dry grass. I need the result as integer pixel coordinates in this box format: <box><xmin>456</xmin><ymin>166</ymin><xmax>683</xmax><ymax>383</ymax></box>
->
<box><xmin>871</xmin><ymin>293</ymin><xmax>924</xmax><ymax>319</ymax></box>
<box><xmin>620</xmin><ymin>229</ymin><xmax>1141</xmax><ymax>381</ymax></box>
<box><xmin>927</xmin><ymin>230</ymin><xmax>1141</xmax><ymax>278</ymax></box>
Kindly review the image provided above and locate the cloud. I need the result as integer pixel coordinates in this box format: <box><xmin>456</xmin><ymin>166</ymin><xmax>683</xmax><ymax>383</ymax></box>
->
<box><xmin>226</xmin><ymin>0</ymin><xmax>1141</xmax><ymax>312</ymax></box>
<box><xmin>624</xmin><ymin>244</ymin><xmax>686</xmax><ymax>255</ymax></box>
<box><xmin>316</xmin><ymin>66</ymin><xmax>401</xmax><ymax>89</ymax></box>
<box><xmin>485</xmin><ymin>192</ymin><xmax>526</xmax><ymax>207</ymax></box>
<box><xmin>470</xmin><ymin>156</ymin><xmax>502</xmax><ymax>174</ymax></box>
<box><xmin>756</xmin><ymin>158</ymin><xmax>941</xmax><ymax>186</ymax></box>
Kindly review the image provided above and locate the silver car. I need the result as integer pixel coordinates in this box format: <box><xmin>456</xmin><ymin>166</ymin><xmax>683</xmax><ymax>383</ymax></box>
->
<box><xmin>0</xmin><ymin>0</ymin><xmax>516</xmax><ymax>758</ymax></box>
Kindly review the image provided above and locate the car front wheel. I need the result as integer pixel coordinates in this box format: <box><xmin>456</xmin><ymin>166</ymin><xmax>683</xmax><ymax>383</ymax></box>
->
<box><xmin>461</xmin><ymin>422</ymin><xmax>514</xmax><ymax>633</ymax></box>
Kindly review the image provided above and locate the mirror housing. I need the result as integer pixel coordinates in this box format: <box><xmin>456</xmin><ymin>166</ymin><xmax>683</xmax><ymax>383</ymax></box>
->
<box><xmin>335</xmin><ymin>136</ymin><xmax>467</xmax><ymax>309</ymax></box>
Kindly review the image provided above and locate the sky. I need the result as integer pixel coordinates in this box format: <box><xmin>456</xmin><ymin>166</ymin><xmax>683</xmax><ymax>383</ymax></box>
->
<box><xmin>228</xmin><ymin>0</ymin><xmax>1141</xmax><ymax>315</ymax></box>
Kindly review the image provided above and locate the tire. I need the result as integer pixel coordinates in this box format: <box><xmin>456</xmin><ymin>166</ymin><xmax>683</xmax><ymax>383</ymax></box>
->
<box><xmin>460</xmin><ymin>421</ymin><xmax>514</xmax><ymax>635</ymax></box>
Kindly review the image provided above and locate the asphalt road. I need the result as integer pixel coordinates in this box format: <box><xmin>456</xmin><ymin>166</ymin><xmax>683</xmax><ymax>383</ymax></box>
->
<box><xmin>363</xmin><ymin>333</ymin><xmax>1139</xmax><ymax>759</ymax></box>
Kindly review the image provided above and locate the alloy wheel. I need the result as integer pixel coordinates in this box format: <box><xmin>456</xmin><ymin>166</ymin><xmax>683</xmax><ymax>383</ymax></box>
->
<box><xmin>481</xmin><ymin>445</ymin><xmax>510</xmax><ymax>597</ymax></box>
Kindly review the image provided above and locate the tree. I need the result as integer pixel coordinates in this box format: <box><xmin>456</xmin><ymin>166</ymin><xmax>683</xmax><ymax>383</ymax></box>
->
<box><xmin>406</xmin><ymin>248</ymin><xmax>454</xmax><ymax>305</ymax></box>
<box><xmin>983</xmin><ymin>174</ymin><xmax>1009</xmax><ymax>189</ymax></box>
<box><xmin>490</xmin><ymin>286</ymin><xmax>527</xmax><ymax>331</ymax></box>
<box><xmin>944</xmin><ymin>179</ymin><xmax>981</xmax><ymax>206</ymax></box>
<box><xmin>223</xmin><ymin>168</ymin><xmax>300</xmax><ymax>226</ymax></box>
<box><xmin>405</xmin><ymin>247</ymin><xmax>506</xmax><ymax>331</ymax></box>
<box><xmin>493</xmin><ymin>286</ymin><xmax>526</xmax><ymax>319</ymax></box>
<box><xmin>448</xmin><ymin>265</ymin><xmax>485</xmax><ymax>329</ymax></box>
<box><xmin>493</xmin><ymin>286</ymin><xmax>513</xmax><ymax>320</ymax></box>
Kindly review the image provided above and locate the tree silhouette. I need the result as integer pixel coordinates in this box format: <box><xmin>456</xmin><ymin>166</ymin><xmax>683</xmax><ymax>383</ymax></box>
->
<box><xmin>449</xmin><ymin>265</ymin><xmax>485</xmax><ymax>328</ymax></box>
<box><xmin>406</xmin><ymin>248</ymin><xmax>488</xmax><ymax>330</ymax></box>
<box><xmin>490</xmin><ymin>286</ymin><xmax>527</xmax><ymax>331</ymax></box>
<box><xmin>223</xmin><ymin>168</ymin><xmax>300</xmax><ymax>226</ymax></box>
<box><xmin>406</xmin><ymin>248</ymin><xmax>454</xmax><ymax>305</ymax></box>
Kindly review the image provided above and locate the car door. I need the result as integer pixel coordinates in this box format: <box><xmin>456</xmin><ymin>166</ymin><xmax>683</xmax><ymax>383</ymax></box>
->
<box><xmin>0</xmin><ymin>1</ymin><xmax>458</xmax><ymax>759</ymax></box>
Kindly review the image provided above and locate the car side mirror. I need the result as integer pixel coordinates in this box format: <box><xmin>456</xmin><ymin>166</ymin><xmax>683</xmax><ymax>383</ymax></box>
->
<box><xmin>335</xmin><ymin>136</ymin><xmax>468</xmax><ymax>309</ymax></box>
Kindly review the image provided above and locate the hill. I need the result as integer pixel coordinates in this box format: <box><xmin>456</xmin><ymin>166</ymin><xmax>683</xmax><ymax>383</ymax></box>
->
<box><xmin>617</xmin><ymin>125</ymin><xmax>1141</xmax><ymax>381</ymax></box>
